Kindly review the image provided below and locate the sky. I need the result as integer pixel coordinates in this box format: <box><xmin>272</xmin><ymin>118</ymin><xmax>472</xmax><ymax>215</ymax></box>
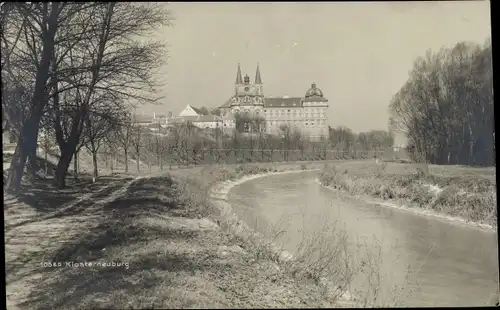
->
<box><xmin>139</xmin><ymin>1</ymin><xmax>491</xmax><ymax>133</ymax></box>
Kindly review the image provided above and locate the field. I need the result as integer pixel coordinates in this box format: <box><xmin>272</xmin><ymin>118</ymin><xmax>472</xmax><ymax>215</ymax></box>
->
<box><xmin>4</xmin><ymin>150</ymin><xmax>357</xmax><ymax>309</ymax></box>
<box><xmin>318</xmin><ymin>161</ymin><xmax>497</xmax><ymax>227</ymax></box>
<box><xmin>6</xmin><ymin>147</ymin><xmax>495</xmax><ymax>308</ymax></box>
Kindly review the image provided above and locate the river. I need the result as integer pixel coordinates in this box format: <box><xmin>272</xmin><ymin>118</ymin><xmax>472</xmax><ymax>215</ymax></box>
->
<box><xmin>228</xmin><ymin>171</ymin><xmax>499</xmax><ymax>307</ymax></box>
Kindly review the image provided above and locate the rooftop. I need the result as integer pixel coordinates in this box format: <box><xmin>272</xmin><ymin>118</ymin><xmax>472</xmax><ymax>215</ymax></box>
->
<box><xmin>264</xmin><ymin>97</ymin><xmax>303</xmax><ymax>108</ymax></box>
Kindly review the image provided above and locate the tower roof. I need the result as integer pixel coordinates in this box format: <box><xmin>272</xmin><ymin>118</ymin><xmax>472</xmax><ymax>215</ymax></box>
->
<box><xmin>236</xmin><ymin>63</ymin><xmax>243</xmax><ymax>84</ymax></box>
<box><xmin>305</xmin><ymin>82</ymin><xmax>324</xmax><ymax>97</ymax></box>
<box><xmin>303</xmin><ymin>82</ymin><xmax>328</xmax><ymax>102</ymax></box>
<box><xmin>255</xmin><ymin>63</ymin><xmax>262</xmax><ymax>84</ymax></box>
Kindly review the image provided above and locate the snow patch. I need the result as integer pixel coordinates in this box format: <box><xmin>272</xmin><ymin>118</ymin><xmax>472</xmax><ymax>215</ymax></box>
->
<box><xmin>316</xmin><ymin>178</ymin><xmax>494</xmax><ymax>232</ymax></box>
<box><xmin>423</xmin><ymin>183</ymin><xmax>444</xmax><ymax>196</ymax></box>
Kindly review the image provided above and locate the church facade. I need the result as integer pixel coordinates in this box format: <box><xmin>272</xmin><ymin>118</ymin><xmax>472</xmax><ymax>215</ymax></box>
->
<box><xmin>219</xmin><ymin>64</ymin><xmax>329</xmax><ymax>140</ymax></box>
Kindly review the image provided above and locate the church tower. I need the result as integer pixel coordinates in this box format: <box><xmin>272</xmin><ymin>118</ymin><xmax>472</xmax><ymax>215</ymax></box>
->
<box><xmin>235</xmin><ymin>63</ymin><xmax>243</xmax><ymax>95</ymax></box>
<box><xmin>255</xmin><ymin>63</ymin><xmax>263</xmax><ymax>97</ymax></box>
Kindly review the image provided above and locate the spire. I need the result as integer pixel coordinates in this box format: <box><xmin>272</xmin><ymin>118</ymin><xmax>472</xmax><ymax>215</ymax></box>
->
<box><xmin>255</xmin><ymin>63</ymin><xmax>262</xmax><ymax>84</ymax></box>
<box><xmin>236</xmin><ymin>63</ymin><xmax>243</xmax><ymax>84</ymax></box>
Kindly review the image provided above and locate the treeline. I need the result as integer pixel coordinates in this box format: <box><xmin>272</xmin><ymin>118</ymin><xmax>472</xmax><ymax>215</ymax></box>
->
<box><xmin>71</xmin><ymin>122</ymin><xmax>385</xmax><ymax>174</ymax></box>
<box><xmin>38</xmin><ymin>110</ymin><xmax>391</xmax><ymax>177</ymax></box>
<box><xmin>2</xmin><ymin>3</ymin><xmax>171</xmax><ymax>192</ymax></box>
<box><xmin>328</xmin><ymin>126</ymin><xmax>394</xmax><ymax>151</ymax></box>
<box><xmin>389</xmin><ymin>40</ymin><xmax>494</xmax><ymax>166</ymax></box>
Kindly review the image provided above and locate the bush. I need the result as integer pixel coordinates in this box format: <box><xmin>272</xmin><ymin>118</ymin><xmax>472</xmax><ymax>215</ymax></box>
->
<box><xmin>317</xmin><ymin>163</ymin><xmax>497</xmax><ymax>227</ymax></box>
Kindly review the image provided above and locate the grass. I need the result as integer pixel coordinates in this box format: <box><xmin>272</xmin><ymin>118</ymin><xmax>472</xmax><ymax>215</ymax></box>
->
<box><xmin>4</xmin><ymin>161</ymin><xmax>348</xmax><ymax>309</ymax></box>
<box><xmin>318</xmin><ymin>161</ymin><xmax>497</xmax><ymax>227</ymax></box>
<box><xmin>4</xmin><ymin>147</ymin><xmax>425</xmax><ymax>309</ymax></box>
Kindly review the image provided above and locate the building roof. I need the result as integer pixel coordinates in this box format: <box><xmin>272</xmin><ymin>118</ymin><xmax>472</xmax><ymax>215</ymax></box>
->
<box><xmin>170</xmin><ymin>116</ymin><xmax>198</xmax><ymax>124</ymax></box>
<box><xmin>236</xmin><ymin>63</ymin><xmax>243</xmax><ymax>84</ymax></box>
<box><xmin>193</xmin><ymin>115</ymin><xmax>222</xmax><ymax>122</ymax></box>
<box><xmin>222</xmin><ymin>111</ymin><xmax>235</xmax><ymax>120</ymax></box>
<box><xmin>304</xmin><ymin>83</ymin><xmax>328</xmax><ymax>102</ymax></box>
<box><xmin>219</xmin><ymin>97</ymin><xmax>232</xmax><ymax>109</ymax></box>
<box><xmin>133</xmin><ymin>114</ymin><xmax>153</xmax><ymax>123</ymax></box>
<box><xmin>189</xmin><ymin>105</ymin><xmax>204</xmax><ymax>115</ymax></box>
<box><xmin>302</xmin><ymin>96</ymin><xmax>328</xmax><ymax>102</ymax></box>
<box><xmin>255</xmin><ymin>63</ymin><xmax>262</xmax><ymax>84</ymax></box>
<box><xmin>264</xmin><ymin>97</ymin><xmax>302</xmax><ymax>108</ymax></box>
<box><xmin>172</xmin><ymin>115</ymin><xmax>222</xmax><ymax>124</ymax></box>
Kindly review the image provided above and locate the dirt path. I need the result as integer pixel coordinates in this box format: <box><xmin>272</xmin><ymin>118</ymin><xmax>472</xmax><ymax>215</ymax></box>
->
<box><xmin>5</xmin><ymin>176</ymin><xmax>140</xmax><ymax>310</ymax></box>
<box><xmin>5</xmin><ymin>171</ymin><xmax>341</xmax><ymax>309</ymax></box>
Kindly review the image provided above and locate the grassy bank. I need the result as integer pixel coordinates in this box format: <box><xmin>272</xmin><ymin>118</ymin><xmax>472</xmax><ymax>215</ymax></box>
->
<box><xmin>6</xmin><ymin>162</ymin><xmax>358</xmax><ymax>309</ymax></box>
<box><xmin>318</xmin><ymin>162</ymin><xmax>497</xmax><ymax>227</ymax></box>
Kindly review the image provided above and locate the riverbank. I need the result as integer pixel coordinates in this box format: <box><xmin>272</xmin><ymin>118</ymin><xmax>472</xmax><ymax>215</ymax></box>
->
<box><xmin>5</xmin><ymin>162</ymin><xmax>355</xmax><ymax>309</ymax></box>
<box><xmin>317</xmin><ymin>162</ymin><xmax>497</xmax><ymax>231</ymax></box>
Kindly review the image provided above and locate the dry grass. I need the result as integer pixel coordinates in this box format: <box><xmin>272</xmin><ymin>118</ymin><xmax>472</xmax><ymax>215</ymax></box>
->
<box><xmin>318</xmin><ymin>162</ymin><xmax>497</xmax><ymax>227</ymax></box>
<box><xmin>4</xmin><ymin>162</ymin><xmax>339</xmax><ymax>309</ymax></box>
<box><xmin>5</xmin><ymin>153</ymin><xmax>427</xmax><ymax>309</ymax></box>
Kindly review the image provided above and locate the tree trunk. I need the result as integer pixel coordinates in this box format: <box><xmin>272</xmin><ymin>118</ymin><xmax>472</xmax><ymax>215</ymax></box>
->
<box><xmin>73</xmin><ymin>151</ymin><xmax>78</xmax><ymax>180</ymax></box>
<box><xmin>104</xmin><ymin>146</ymin><xmax>108</xmax><ymax>168</ymax></box>
<box><xmin>124</xmin><ymin>148</ymin><xmax>129</xmax><ymax>172</ymax></box>
<box><xmin>44</xmin><ymin>150</ymin><xmax>48</xmax><ymax>177</ymax></box>
<box><xmin>92</xmin><ymin>150</ymin><xmax>98</xmax><ymax>181</ymax></box>
<box><xmin>110</xmin><ymin>152</ymin><xmax>114</xmax><ymax>174</ymax></box>
<box><xmin>54</xmin><ymin>121</ymin><xmax>84</xmax><ymax>189</ymax></box>
<box><xmin>136</xmin><ymin>149</ymin><xmax>140</xmax><ymax>173</ymax></box>
<box><xmin>5</xmin><ymin>119</ymin><xmax>37</xmax><ymax>193</ymax></box>
<box><xmin>27</xmin><ymin>134</ymin><xmax>39</xmax><ymax>180</ymax></box>
<box><xmin>4</xmin><ymin>3</ymin><xmax>60</xmax><ymax>193</ymax></box>
<box><xmin>54</xmin><ymin>148</ymin><xmax>73</xmax><ymax>189</ymax></box>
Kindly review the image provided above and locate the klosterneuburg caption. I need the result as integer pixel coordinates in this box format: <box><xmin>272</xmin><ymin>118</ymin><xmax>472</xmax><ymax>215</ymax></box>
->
<box><xmin>40</xmin><ymin>261</ymin><xmax>130</xmax><ymax>269</ymax></box>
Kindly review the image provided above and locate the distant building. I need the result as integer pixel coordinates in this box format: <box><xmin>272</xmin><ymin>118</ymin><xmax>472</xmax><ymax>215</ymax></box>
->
<box><xmin>221</xmin><ymin>110</ymin><xmax>236</xmax><ymax>131</ymax></box>
<box><xmin>174</xmin><ymin>104</ymin><xmax>230</xmax><ymax>130</ymax></box>
<box><xmin>218</xmin><ymin>63</ymin><xmax>329</xmax><ymax>140</ymax></box>
<box><xmin>193</xmin><ymin>115</ymin><xmax>222</xmax><ymax>129</ymax></box>
<box><xmin>133</xmin><ymin>113</ymin><xmax>155</xmax><ymax>126</ymax></box>
<box><xmin>152</xmin><ymin>112</ymin><xmax>167</xmax><ymax>125</ymax></box>
<box><xmin>178</xmin><ymin>105</ymin><xmax>204</xmax><ymax>117</ymax></box>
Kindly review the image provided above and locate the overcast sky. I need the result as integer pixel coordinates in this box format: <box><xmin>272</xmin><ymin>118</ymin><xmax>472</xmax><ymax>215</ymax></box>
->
<box><xmin>139</xmin><ymin>1</ymin><xmax>491</xmax><ymax>133</ymax></box>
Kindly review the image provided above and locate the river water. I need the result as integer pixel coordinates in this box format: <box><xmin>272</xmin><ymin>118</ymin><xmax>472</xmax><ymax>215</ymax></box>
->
<box><xmin>228</xmin><ymin>171</ymin><xmax>499</xmax><ymax>307</ymax></box>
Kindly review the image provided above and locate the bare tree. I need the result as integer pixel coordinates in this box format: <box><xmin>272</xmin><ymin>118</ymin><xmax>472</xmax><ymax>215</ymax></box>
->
<box><xmin>130</xmin><ymin>123</ymin><xmax>143</xmax><ymax>173</ymax></box>
<box><xmin>389</xmin><ymin>40</ymin><xmax>493</xmax><ymax>166</ymax></box>
<box><xmin>211</xmin><ymin>107</ymin><xmax>221</xmax><ymax>116</ymax></box>
<box><xmin>152</xmin><ymin>123</ymin><xmax>168</xmax><ymax>170</ymax></box>
<box><xmin>198</xmin><ymin>106</ymin><xmax>210</xmax><ymax>116</ymax></box>
<box><xmin>48</xmin><ymin>3</ymin><xmax>169</xmax><ymax>188</ymax></box>
<box><xmin>3</xmin><ymin>3</ymin><xmax>64</xmax><ymax>192</ymax></box>
<box><xmin>38</xmin><ymin>128</ymin><xmax>57</xmax><ymax>177</ymax></box>
<box><xmin>114</xmin><ymin>114</ymin><xmax>134</xmax><ymax>172</ymax></box>
<box><xmin>279</xmin><ymin>124</ymin><xmax>292</xmax><ymax>161</ymax></box>
<box><xmin>82</xmin><ymin>102</ymin><xmax>123</xmax><ymax>181</ymax></box>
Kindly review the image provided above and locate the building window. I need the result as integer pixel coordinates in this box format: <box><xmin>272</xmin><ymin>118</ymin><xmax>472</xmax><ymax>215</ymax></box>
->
<box><xmin>305</xmin><ymin>122</ymin><xmax>308</xmax><ymax>125</ymax></box>
<box><xmin>288</xmin><ymin>110</ymin><xmax>291</xmax><ymax>112</ymax></box>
